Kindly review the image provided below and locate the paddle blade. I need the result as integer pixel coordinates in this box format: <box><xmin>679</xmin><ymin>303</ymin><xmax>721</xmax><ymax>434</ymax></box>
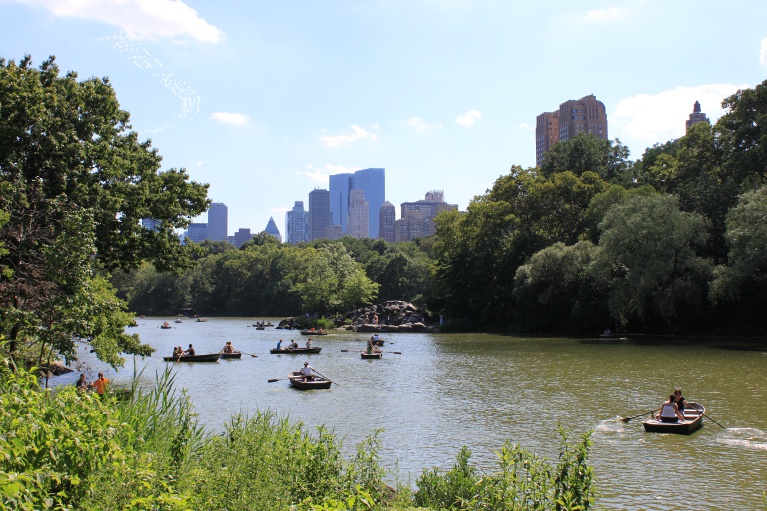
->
<box><xmin>391</xmin><ymin>351</ymin><xmax>402</xmax><ymax>354</ymax></box>
<box><xmin>340</xmin><ymin>349</ymin><xmax>349</xmax><ymax>352</ymax></box>
<box><xmin>267</xmin><ymin>378</ymin><xmax>281</xmax><ymax>383</ymax></box>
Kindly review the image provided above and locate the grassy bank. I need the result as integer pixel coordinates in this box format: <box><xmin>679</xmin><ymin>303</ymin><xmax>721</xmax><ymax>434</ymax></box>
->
<box><xmin>0</xmin><ymin>358</ymin><xmax>596</xmax><ymax>510</ymax></box>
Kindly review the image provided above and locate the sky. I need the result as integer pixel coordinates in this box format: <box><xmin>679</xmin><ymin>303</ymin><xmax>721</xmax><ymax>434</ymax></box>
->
<box><xmin>2</xmin><ymin>0</ymin><xmax>766</xmax><ymax>237</ymax></box>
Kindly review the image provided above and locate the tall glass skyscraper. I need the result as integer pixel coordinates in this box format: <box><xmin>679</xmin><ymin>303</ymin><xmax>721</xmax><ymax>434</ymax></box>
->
<box><xmin>329</xmin><ymin>173</ymin><xmax>353</xmax><ymax>233</ymax></box>
<box><xmin>308</xmin><ymin>188</ymin><xmax>331</xmax><ymax>241</ymax></box>
<box><xmin>353</xmin><ymin>168</ymin><xmax>385</xmax><ymax>238</ymax></box>
<box><xmin>285</xmin><ymin>201</ymin><xmax>309</xmax><ymax>244</ymax></box>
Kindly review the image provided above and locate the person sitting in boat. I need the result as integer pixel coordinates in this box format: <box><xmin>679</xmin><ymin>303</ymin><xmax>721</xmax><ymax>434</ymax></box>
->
<box><xmin>299</xmin><ymin>361</ymin><xmax>314</xmax><ymax>381</ymax></box>
<box><xmin>657</xmin><ymin>394</ymin><xmax>685</xmax><ymax>422</ymax></box>
<box><xmin>306</xmin><ymin>338</ymin><xmax>312</xmax><ymax>348</ymax></box>
<box><xmin>373</xmin><ymin>333</ymin><xmax>381</xmax><ymax>342</ymax></box>
<box><xmin>223</xmin><ymin>341</ymin><xmax>234</xmax><ymax>354</ymax></box>
<box><xmin>674</xmin><ymin>388</ymin><xmax>690</xmax><ymax>413</ymax></box>
<box><xmin>318</xmin><ymin>328</ymin><xmax>324</xmax><ymax>333</ymax></box>
<box><xmin>185</xmin><ymin>344</ymin><xmax>196</xmax><ymax>356</ymax></box>
<box><xmin>289</xmin><ymin>339</ymin><xmax>298</xmax><ymax>350</ymax></box>
<box><xmin>276</xmin><ymin>339</ymin><xmax>283</xmax><ymax>350</ymax></box>
<box><xmin>162</xmin><ymin>321</ymin><xmax>171</xmax><ymax>328</ymax></box>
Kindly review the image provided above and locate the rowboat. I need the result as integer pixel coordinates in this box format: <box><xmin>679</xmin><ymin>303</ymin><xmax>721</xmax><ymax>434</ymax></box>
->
<box><xmin>371</xmin><ymin>339</ymin><xmax>384</xmax><ymax>346</ymax></box>
<box><xmin>269</xmin><ymin>347</ymin><xmax>322</xmax><ymax>354</ymax></box>
<box><xmin>643</xmin><ymin>403</ymin><xmax>705</xmax><ymax>434</ymax></box>
<box><xmin>361</xmin><ymin>351</ymin><xmax>383</xmax><ymax>359</ymax></box>
<box><xmin>288</xmin><ymin>371</ymin><xmax>332</xmax><ymax>390</ymax></box>
<box><xmin>220</xmin><ymin>352</ymin><xmax>242</xmax><ymax>359</ymax></box>
<box><xmin>255</xmin><ymin>326</ymin><xmax>265</xmax><ymax>330</ymax></box>
<box><xmin>160</xmin><ymin>322</ymin><xmax>172</xmax><ymax>329</ymax></box>
<box><xmin>162</xmin><ymin>353</ymin><xmax>220</xmax><ymax>362</ymax></box>
<box><xmin>300</xmin><ymin>330</ymin><xmax>327</xmax><ymax>335</ymax></box>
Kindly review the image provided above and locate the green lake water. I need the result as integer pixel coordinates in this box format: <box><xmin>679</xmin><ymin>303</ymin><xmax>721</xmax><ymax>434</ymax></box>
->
<box><xmin>63</xmin><ymin>318</ymin><xmax>767</xmax><ymax>510</ymax></box>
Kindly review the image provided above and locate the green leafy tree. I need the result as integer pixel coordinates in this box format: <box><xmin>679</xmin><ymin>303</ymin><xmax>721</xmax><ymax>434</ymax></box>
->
<box><xmin>593</xmin><ymin>194</ymin><xmax>712</xmax><ymax>330</ymax></box>
<box><xmin>540</xmin><ymin>132</ymin><xmax>635</xmax><ymax>187</ymax></box>
<box><xmin>0</xmin><ymin>55</ymin><xmax>209</xmax><ymax>366</ymax></box>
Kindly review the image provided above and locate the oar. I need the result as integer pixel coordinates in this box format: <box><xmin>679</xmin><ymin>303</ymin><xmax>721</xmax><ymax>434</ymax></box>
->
<box><xmin>699</xmin><ymin>410</ymin><xmax>726</xmax><ymax>429</ymax></box>
<box><xmin>619</xmin><ymin>409</ymin><xmax>658</xmax><ymax>422</ymax></box>
<box><xmin>311</xmin><ymin>369</ymin><xmax>339</xmax><ymax>386</ymax></box>
<box><xmin>267</xmin><ymin>378</ymin><xmax>285</xmax><ymax>383</ymax></box>
<box><xmin>239</xmin><ymin>351</ymin><xmax>258</xmax><ymax>358</ymax></box>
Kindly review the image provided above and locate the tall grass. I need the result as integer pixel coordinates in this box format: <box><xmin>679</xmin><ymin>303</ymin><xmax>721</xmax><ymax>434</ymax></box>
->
<box><xmin>1</xmin><ymin>357</ymin><xmax>598</xmax><ymax>510</ymax></box>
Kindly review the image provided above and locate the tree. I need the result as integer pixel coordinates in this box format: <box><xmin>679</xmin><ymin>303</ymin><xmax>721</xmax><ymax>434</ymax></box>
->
<box><xmin>0</xmin><ymin>56</ymin><xmax>209</xmax><ymax>366</ymax></box>
<box><xmin>593</xmin><ymin>194</ymin><xmax>712</xmax><ymax>330</ymax></box>
<box><xmin>539</xmin><ymin>133</ymin><xmax>635</xmax><ymax>187</ymax></box>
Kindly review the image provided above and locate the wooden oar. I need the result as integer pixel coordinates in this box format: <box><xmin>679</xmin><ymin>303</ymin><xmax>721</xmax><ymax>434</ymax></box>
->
<box><xmin>700</xmin><ymin>411</ymin><xmax>726</xmax><ymax>429</ymax></box>
<box><xmin>237</xmin><ymin>351</ymin><xmax>258</xmax><ymax>358</ymax></box>
<box><xmin>619</xmin><ymin>409</ymin><xmax>658</xmax><ymax>422</ymax></box>
<box><xmin>267</xmin><ymin>378</ymin><xmax>284</xmax><ymax>383</ymax></box>
<box><xmin>311</xmin><ymin>369</ymin><xmax>339</xmax><ymax>386</ymax></box>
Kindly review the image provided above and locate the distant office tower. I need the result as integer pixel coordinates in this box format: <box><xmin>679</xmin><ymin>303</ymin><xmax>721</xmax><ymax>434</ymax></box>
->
<box><xmin>329</xmin><ymin>173</ymin><xmax>354</xmax><ymax>233</ymax></box>
<box><xmin>347</xmin><ymin>190</ymin><xmax>369</xmax><ymax>239</ymax></box>
<box><xmin>685</xmin><ymin>100</ymin><xmax>710</xmax><ymax>133</ymax></box>
<box><xmin>379</xmin><ymin>201</ymin><xmax>395</xmax><ymax>242</ymax></box>
<box><xmin>141</xmin><ymin>218</ymin><xmax>160</xmax><ymax>231</ymax></box>
<box><xmin>234</xmin><ymin>228</ymin><xmax>252</xmax><ymax>248</ymax></box>
<box><xmin>536</xmin><ymin>94</ymin><xmax>607</xmax><ymax>167</ymax></box>
<box><xmin>286</xmin><ymin>201</ymin><xmax>309</xmax><ymax>245</ymax></box>
<box><xmin>264</xmin><ymin>217</ymin><xmax>282</xmax><ymax>243</ymax></box>
<box><xmin>325</xmin><ymin>225</ymin><xmax>342</xmax><ymax>240</ymax></box>
<box><xmin>394</xmin><ymin>191</ymin><xmax>457</xmax><ymax>242</ymax></box>
<box><xmin>329</xmin><ymin>168</ymin><xmax>386</xmax><ymax>238</ymax></box>
<box><xmin>188</xmin><ymin>222</ymin><xmax>208</xmax><ymax>243</ymax></box>
<box><xmin>353</xmin><ymin>168</ymin><xmax>385</xmax><ymax>238</ymax></box>
<box><xmin>308</xmin><ymin>188</ymin><xmax>331</xmax><ymax>241</ymax></box>
<box><xmin>207</xmin><ymin>202</ymin><xmax>228</xmax><ymax>241</ymax></box>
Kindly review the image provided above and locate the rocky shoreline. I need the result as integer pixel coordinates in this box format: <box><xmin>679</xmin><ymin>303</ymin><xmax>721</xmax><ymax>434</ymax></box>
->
<box><xmin>278</xmin><ymin>300</ymin><xmax>437</xmax><ymax>333</ymax></box>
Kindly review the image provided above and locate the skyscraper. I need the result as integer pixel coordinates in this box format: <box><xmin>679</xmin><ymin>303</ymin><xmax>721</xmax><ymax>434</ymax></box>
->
<box><xmin>329</xmin><ymin>173</ymin><xmax>353</xmax><ymax>233</ymax></box>
<box><xmin>379</xmin><ymin>201</ymin><xmax>395</xmax><ymax>243</ymax></box>
<box><xmin>394</xmin><ymin>191</ymin><xmax>457</xmax><ymax>242</ymax></box>
<box><xmin>347</xmin><ymin>190</ymin><xmax>369</xmax><ymax>239</ymax></box>
<box><xmin>308</xmin><ymin>188</ymin><xmax>331</xmax><ymax>241</ymax></box>
<box><xmin>685</xmin><ymin>100</ymin><xmax>710</xmax><ymax>133</ymax></box>
<box><xmin>188</xmin><ymin>222</ymin><xmax>208</xmax><ymax>243</ymax></box>
<box><xmin>264</xmin><ymin>217</ymin><xmax>282</xmax><ymax>242</ymax></box>
<box><xmin>234</xmin><ymin>228</ymin><xmax>252</xmax><ymax>248</ymax></box>
<box><xmin>141</xmin><ymin>218</ymin><xmax>160</xmax><ymax>231</ymax></box>
<box><xmin>285</xmin><ymin>201</ymin><xmax>309</xmax><ymax>245</ymax></box>
<box><xmin>535</xmin><ymin>94</ymin><xmax>607</xmax><ymax>167</ymax></box>
<box><xmin>353</xmin><ymin>168</ymin><xmax>385</xmax><ymax>238</ymax></box>
<box><xmin>207</xmin><ymin>202</ymin><xmax>228</xmax><ymax>241</ymax></box>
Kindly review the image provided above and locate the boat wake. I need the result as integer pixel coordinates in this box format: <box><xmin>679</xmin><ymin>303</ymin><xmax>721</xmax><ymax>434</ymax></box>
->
<box><xmin>717</xmin><ymin>427</ymin><xmax>767</xmax><ymax>451</ymax></box>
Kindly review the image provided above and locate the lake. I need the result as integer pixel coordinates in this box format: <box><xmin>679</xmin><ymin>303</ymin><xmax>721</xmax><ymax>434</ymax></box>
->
<box><xmin>59</xmin><ymin>317</ymin><xmax>767</xmax><ymax>510</ymax></box>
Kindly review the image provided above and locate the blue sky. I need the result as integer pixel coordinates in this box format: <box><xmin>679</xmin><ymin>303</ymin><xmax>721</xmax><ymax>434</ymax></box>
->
<box><xmin>2</xmin><ymin>0</ymin><xmax>766</xmax><ymax>236</ymax></box>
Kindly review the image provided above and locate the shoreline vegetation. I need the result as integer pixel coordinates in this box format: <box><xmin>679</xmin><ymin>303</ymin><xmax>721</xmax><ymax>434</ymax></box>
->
<box><xmin>1</xmin><ymin>360</ymin><xmax>596</xmax><ymax>511</ymax></box>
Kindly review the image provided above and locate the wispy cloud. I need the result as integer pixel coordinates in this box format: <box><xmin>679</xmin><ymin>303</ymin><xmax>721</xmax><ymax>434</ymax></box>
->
<box><xmin>456</xmin><ymin>110</ymin><xmax>481</xmax><ymax>128</ymax></box>
<box><xmin>301</xmin><ymin>164</ymin><xmax>357</xmax><ymax>183</ymax></box>
<box><xmin>15</xmin><ymin>0</ymin><xmax>223</xmax><ymax>42</ymax></box>
<box><xmin>406</xmin><ymin>116</ymin><xmax>443</xmax><ymax>134</ymax></box>
<box><xmin>518</xmin><ymin>122</ymin><xmax>534</xmax><ymax>132</ymax></box>
<box><xmin>209</xmin><ymin>112</ymin><xmax>249</xmax><ymax>126</ymax></box>
<box><xmin>612</xmin><ymin>83</ymin><xmax>747</xmax><ymax>154</ymax></box>
<box><xmin>107</xmin><ymin>35</ymin><xmax>200</xmax><ymax>118</ymax></box>
<box><xmin>582</xmin><ymin>7</ymin><xmax>625</xmax><ymax>23</ymax></box>
<box><xmin>320</xmin><ymin>125</ymin><xmax>378</xmax><ymax>147</ymax></box>
<box><xmin>760</xmin><ymin>37</ymin><xmax>767</xmax><ymax>67</ymax></box>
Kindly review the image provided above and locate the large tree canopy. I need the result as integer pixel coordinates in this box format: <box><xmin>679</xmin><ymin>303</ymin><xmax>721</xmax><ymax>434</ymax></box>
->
<box><xmin>0</xmin><ymin>55</ymin><xmax>209</xmax><ymax>367</ymax></box>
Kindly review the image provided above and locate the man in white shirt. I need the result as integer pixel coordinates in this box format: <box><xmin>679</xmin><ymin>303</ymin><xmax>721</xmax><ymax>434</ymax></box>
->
<box><xmin>299</xmin><ymin>361</ymin><xmax>314</xmax><ymax>381</ymax></box>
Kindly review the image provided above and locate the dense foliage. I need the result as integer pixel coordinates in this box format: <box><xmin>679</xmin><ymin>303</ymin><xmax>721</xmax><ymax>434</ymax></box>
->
<box><xmin>0</xmin><ymin>56</ymin><xmax>209</xmax><ymax>368</ymax></box>
<box><xmin>0</xmin><ymin>360</ymin><xmax>596</xmax><ymax>511</ymax></box>
<box><xmin>434</xmin><ymin>79</ymin><xmax>767</xmax><ymax>335</ymax></box>
<box><xmin>117</xmin><ymin>237</ymin><xmax>435</xmax><ymax>317</ymax></box>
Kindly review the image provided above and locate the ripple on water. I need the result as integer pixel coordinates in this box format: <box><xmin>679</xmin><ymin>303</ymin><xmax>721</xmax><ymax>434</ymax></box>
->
<box><xmin>717</xmin><ymin>427</ymin><xmax>767</xmax><ymax>451</ymax></box>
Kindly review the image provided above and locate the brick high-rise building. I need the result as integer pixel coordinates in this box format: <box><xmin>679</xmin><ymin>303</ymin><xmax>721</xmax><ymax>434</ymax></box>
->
<box><xmin>394</xmin><ymin>191</ymin><xmax>457</xmax><ymax>242</ymax></box>
<box><xmin>536</xmin><ymin>94</ymin><xmax>607</xmax><ymax>166</ymax></box>
<box><xmin>685</xmin><ymin>100</ymin><xmax>710</xmax><ymax>133</ymax></box>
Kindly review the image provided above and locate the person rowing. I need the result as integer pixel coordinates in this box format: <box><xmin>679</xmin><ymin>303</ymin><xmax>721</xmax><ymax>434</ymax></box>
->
<box><xmin>299</xmin><ymin>361</ymin><xmax>314</xmax><ymax>381</ymax></box>
<box><xmin>222</xmin><ymin>341</ymin><xmax>235</xmax><ymax>354</ymax></box>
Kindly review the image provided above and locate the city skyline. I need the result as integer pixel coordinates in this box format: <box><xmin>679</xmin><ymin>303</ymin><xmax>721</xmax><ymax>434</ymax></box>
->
<box><xmin>3</xmin><ymin>1</ymin><xmax>765</xmax><ymax>234</ymax></box>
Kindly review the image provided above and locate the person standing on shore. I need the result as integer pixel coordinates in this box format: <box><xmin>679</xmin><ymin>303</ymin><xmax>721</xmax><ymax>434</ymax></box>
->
<box><xmin>91</xmin><ymin>372</ymin><xmax>109</xmax><ymax>396</ymax></box>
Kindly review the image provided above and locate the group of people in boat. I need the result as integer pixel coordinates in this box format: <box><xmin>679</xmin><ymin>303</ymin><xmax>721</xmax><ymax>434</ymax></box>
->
<box><xmin>254</xmin><ymin>321</ymin><xmax>272</xmax><ymax>327</ymax></box>
<box><xmin>171</xmin><ymin>344</ymin><xmax>196</xmax><ymax>357</ymax></box>
<box><xmin>276</xmin><ymin>338</ymin><xmax>313</xmax><ymax>350</ymax></box>
<box><xmin>304</xmin><ymin>327</ymin><xmax>324</xmax><ymax>333</ymax></box>
<box><xmin>656</xmin><ymin>388</ymin><xmax>691</xmax><ymax>422</ymax></box>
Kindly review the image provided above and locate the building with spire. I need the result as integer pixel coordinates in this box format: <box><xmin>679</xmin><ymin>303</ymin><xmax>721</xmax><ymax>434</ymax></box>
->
<box><xmin>536</xmin><ymin>94</ymin><xmax>608</xmax><ymax>167</ymax></box>
<box><xmin>264</xmin><ymin>216</ymin><xmax>282</xmax><ymax>242</ymax></box>
<box><xmin>685</xmin><ymin>100</ymin><xmax>710</xmax><ymax>133</ymax></box>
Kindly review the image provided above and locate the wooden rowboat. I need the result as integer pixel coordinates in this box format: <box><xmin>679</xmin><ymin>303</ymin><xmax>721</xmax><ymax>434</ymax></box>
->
<box><xmin>371</xmin><ymin>339</ymin><xmax>384</xmax><ymax>346</ymax></box>
<box><xmin>162</xmin><ymin>353</ymin><xmax>220</xmax><ymax>362</ymax></box>
<box><xmin>642</xmin><ymin>402</ymin><xmax>705</xmax><ymax>434</ymax></box>
<box><xmin>220</xmin><ymin>352</ymin><xmax>242</xmax><ymax>359</ymax></box>
<box><xmin>288</xmin><ymin>371</ymin><xmax>332</xmax><ymax>390</ymax></box>
<box><xmin>361</xmin><ymin>351</ymin><xmax>383</xmax><ymax>359</ymax></box>
<box><xmin>269</xmin><ymin>347</ymin><xmax>322</xmax><ymax>354</ymax></box>
<box><xmin>300</xmin><ymin>330</ymin><xmax>327</xmax><ymax>335</ymax></box>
